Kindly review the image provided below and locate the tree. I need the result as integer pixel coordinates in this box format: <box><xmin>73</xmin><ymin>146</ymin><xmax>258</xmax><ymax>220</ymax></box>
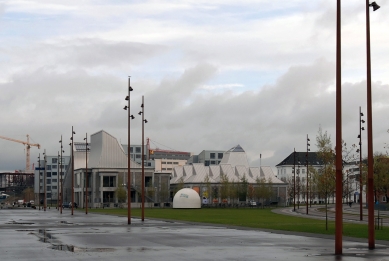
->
<box><xmin>203</xmin><ymin>174</ymin><xmax>212</xmax><ymax>204</ymax></box>
<box><xmin>239</xmin><ymin>174</ymin><xmax>248</xmax><ymax>202</ymax></box>
<box><xmin>22</xmin><ymin>188</ymin><xmax>34</xmax><ymax>202</ymax></box>
<box><xmin>373</xmin><ymin>153</ymin><xmax>389</xmax><ymax>204</ymax></box>
<box><xmin>315</xmin><ymin>126</ymin><xmax>336</xmax><ymax>230</ymax></box>
<box><xmin>115</xmin><ymin>176</ymin><xmax>127</xmax><ymax>204</ymax></box>
<box><xmin>220</xmin><ymin>173</ymin><xmax>230</xmax><ymax>204</ymax></box>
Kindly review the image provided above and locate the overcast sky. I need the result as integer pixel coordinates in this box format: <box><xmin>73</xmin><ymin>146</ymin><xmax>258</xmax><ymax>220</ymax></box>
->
<box><xmin>1</xmin><ymin>1</ymin><xmax>388</xmax><ymax>172</ymax></box>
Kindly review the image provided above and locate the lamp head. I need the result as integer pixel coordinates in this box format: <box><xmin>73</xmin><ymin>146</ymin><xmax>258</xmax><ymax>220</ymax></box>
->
<box><xmin>123</xmin><ymin>106</ymin><xmax>128</xmax><ymax>110</ymax></box>
<box><xmin>130</xmin><ymin>115</ymin><xmax>135</xmax><ymax>120</ymax></box>
<box><xmin>358</xmin><ymin>134</ymin><xmax>361</xmax><ymax>138</ymax></box>
<box><xmin>144</xmin><ymin>119</ymin><xmax>148</xmax><ymax>123</ymax></box>
<box><xmin>138</xmin><ymin>111</ymin><xmax>142</xmax><ymax>115</ymax></box>
<box><xmin>125</xmin><ymin>96</ymin><xmax>129</xmax><ymax>100</ymax></box>
<box><xmin>361</xmin><ymin>127</ymin><xmax>365</xmax><ymax>131</ymax></box>
<box><xmin>361</xmin><ymin>119</ymin><xmax>365</xmax><ymax>123</ymax></box>
<box><xmin>141</xmin><ymin>104</ymin><xmax>144</xmax><ymax>108</ymax></box>
<box><xmin>370</xmin><ymin>2</ymin><xmax>380</xmax><ymax>11</ymax></box>
<box><xmin>129</xmin><ymin>86</ymin><xmax>133</xmax><ymax>91</ymax></box>
<box><xmin>360</xmin><ymin>112</ymin><xmax>364</xmax><ymax>116</ymax></box>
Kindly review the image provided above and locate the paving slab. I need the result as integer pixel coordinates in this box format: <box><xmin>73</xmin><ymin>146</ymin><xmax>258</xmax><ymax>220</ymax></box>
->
<box><xmin>1</xmin><ymin>208</ymin><xmax>389</xmax><ymax>261</ymax></box>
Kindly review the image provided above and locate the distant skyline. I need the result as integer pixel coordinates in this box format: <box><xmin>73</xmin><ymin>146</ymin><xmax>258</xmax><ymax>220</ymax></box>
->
<box><xmin>1</xmin><ymin>1</ymin><xmax>388</xmax><ymax>171</ymax></box>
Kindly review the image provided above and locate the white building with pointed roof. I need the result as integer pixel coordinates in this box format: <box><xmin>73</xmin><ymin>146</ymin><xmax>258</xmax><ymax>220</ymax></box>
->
<box><xmin>63</xmin><ymin>130</ymin><xmax>170</xmax><ymax>208</ymax></box>
<box><xmin>171</xmin><ymin>145</ymin><xmax>287</xmax><ymax>206</ymax></box>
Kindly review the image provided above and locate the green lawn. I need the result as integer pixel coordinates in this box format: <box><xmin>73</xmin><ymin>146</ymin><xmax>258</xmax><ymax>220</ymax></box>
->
<box><xmin>85</xmin><ymin>207</ymin><xmax>388</xmax><ymax>241</ymax></box>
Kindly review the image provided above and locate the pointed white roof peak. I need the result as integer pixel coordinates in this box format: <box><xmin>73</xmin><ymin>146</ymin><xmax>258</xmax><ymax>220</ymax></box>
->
<box><xmin>220</xmin><ymin>145</ymin><xmax>249</xmax><ymax>168</ymax></box>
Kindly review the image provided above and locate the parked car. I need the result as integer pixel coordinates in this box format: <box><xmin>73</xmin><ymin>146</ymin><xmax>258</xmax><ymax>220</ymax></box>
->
<box><xmin>62</xmin><ymin>202</ymin><xmax>70</xmax><ymax>208</ymax></box>
<box><xmin>69</xmin><ymin>202</ymin><xmax>78</xmax><ymax>209</ymax></box>
<box><xmin>249</xmin><ymin>200</ymin><xmax>257</xmax><ymax>207</ymax></box>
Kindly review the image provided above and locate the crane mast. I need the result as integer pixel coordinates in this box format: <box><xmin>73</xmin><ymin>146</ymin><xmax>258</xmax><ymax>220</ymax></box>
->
<box><xmin>0</xmin><ymin>134</ymin><xmax>40</xmax><ymax>172</ymax></box>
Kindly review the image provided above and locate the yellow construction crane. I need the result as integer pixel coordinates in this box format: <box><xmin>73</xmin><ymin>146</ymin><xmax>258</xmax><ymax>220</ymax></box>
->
<box><xmin>0</xmin><ymin>134</ymin><xmax>40</xmax><ymax>172</ymax></box>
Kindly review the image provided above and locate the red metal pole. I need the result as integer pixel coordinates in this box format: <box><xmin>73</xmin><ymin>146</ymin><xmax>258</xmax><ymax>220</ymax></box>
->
<box><xmin>366</xmin><ymin>0</ymin><xmax>375</xmax><ymax>249</ymax></box>
<box><xmin>85</xmin><ymin>133</ymin><xmax>88</xmax><ymax>214</ymax></box>
<box><xmin>141</xmin><ymin>95</ymin><xmax>145</xmax><ymax>222</ymax></box>
<box><xmin>335</xmin><ymin>0</ymin><xmax>343</xmax><ymax>255</ymax></box>
<box><xmin>127</xmin><ymin>77</ymin><xmax>132</xmax><ymax>225</ymax></box>
<box><xmin>359</xmin><ymin>107</ymin><xmax>363</xmax><ymax>221</ymax></box>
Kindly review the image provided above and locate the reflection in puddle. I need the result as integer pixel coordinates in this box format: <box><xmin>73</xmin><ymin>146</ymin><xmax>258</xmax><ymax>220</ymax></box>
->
<box><xmin>52</xmin><ymin>245</ymin><xmax>115</xmax><ymax>253</ymax></box>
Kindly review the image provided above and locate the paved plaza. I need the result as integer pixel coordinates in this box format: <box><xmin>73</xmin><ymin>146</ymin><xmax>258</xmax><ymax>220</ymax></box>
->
<box><xmin>1</xmin><ymin>207</ymin><xmax>389</xmax><ymax>261</ymax></box>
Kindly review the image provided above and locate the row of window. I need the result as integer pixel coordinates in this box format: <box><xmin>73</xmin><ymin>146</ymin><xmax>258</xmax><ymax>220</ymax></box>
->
<box><xmin>210</xmin><ymin>153</ymin><xmax>223</xmax><ymax>159</ymax></box>
<box><xmin>46</xmin><ymin>165</ymin><xmax>68</xmax><ymax>170</ymax></box>
<box><xmin>162</xmin><ymin>162</ymin><xmax>180</xmax><ymax>164</ymax></box>
<box><xmin>204</xmin><ymin>160</ymin><xmax>221</xmax><ymax>166</ymax></box>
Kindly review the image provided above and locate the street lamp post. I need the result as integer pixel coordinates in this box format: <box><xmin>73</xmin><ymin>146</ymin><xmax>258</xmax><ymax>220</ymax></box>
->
<box><xmin>57</xmin><ymin>152</ymin><xmax>59</xmax><ymax>210</ymax></box>
<box><xmin>43</xmin><ymin>149</ymin><xmax>47</xmax><ymax>211</ymax></box>
<box><xmin>84</xmin><ymin>133</ymin><xmax>89</xmax><ymax>214</ymax></box>
<box><xmin>306</xmin><ymin>135</ymin><xmax>310</xmax><ymax>214</ymax></box>
<box><xmin>366</xmin><ymin>0</ymin><xmax>380</xmax><ymax>250</ymax></box>
<box><xmin>70</xmin><ymin>126</ymin><xmax>76</xmax><ymax>215</ymax></box>
<box><xmin>138</xmin><ymin>95</ymin><xmax>148</xmax><ymax>222</ymax></box>
<box><xmin>357</xmin><ymin>107</ymin><xmax>365</xmax><ymax>221</ymax></box>
<box><xmin>293</xmin><ymin>148</ymin><xmax>296</xmax><ymax>212</ymax></box>
<box><xmin>335</xmin><ymin>0</ymin><xmax>343</xmax><ymax>254</ymax></box>
<box><xmin>59</xmin><ymin>136</ymin><xmax>64</xmax><ymax>214</ymax></box>
<box><xmin>38</xmin><ymin>154</ymin><xmax>41</xmax><ymax>210</ymax></box>
<box><xmin>124</xmin><ymin>76</ymin><xmax>135</xmax><ymax>225</ymax></box>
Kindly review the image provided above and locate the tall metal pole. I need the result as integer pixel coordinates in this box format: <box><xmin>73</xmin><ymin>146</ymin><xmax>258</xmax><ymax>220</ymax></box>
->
<box><xmin>57</xmin><ymin>152</ymin><xmax>59</xmax><ymax>210</ymax></box>
<box><xmin>293</xmin><ymin>149</ymin><xmax>296</xmax><ymax>212</ymax></box>
<box><xmin>44</xmin><ymin>149</ymin><xmax>47</xmax><ymax>211</ymax></box>
<box><xmin>71</xmin><ymin>126</ymin><xmax>75</xmax><ymax>216</ymax></box>
<box><xmin>59</xmin><ymin>135</ymin><xmax>63</xmax><ymax>214</ymax></box>
<box><xmin>126</xmin><ymin>77</ymin><xmax>134</xmax><ymax>224</ymax></box>
<box><xmin>335</xmin><ymin>0</ymin><xmax>343</xmax><ymax>255</ymax></box>
<box><xmin>85</xmin><ymin>133</ymin><xmax>88</xmax><ymax>214</ymax></box>
<box><xmin>366</xmin><ymin>0</ymin><xmax>376</xmax><ymax>250</ymax></box>
<box><xmin>38</xmin><ymin>154</ymin><xmax>41</xmax><ymax>210</ymax></box>
<box><xmin>306</xmin><ymin>135</ymin><xmax>310</xmax><ymax>215</ymax></box>
<box><xmin>141</xmin><ymin>95</ymin><xmax>145</xmax><ymax>222</ymax></box>
<box><xmin>359</xmin><ymin>107</ymin><xmax>363</xmax><ymax>221</ymax></box>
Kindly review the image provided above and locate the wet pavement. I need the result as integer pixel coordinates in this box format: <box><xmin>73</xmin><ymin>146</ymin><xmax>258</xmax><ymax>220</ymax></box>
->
<box><xmin>1</xmin><ymin>207</ymin><xmax>389</xmax><ymax>261</ymax></box>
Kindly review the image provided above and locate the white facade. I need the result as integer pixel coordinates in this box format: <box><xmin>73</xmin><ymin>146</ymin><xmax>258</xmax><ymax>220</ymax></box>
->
<box><xmin>34</xmin><ymin>155</ymin><xmax>70</xmax><ymax>205</ymax></box>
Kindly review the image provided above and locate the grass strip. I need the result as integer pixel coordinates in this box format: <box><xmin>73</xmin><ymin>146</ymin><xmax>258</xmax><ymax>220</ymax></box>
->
<box><xmin>85</xmin><ymin>207</ymin><xmax>388</xmax><ymax>241</ymax></box>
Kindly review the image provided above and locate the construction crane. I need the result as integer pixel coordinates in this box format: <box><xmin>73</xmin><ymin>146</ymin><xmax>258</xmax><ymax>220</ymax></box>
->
<box><xmin>0</xmin><ymin>134</ymin><xmax>40</xmax><ymax>172</ymax></box>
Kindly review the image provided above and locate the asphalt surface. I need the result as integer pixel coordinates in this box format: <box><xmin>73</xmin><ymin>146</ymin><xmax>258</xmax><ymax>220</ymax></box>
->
<box><xmin>1</xmin><ymin>206</ymin><xmax>389</xmax><ymax>261</ymax></box>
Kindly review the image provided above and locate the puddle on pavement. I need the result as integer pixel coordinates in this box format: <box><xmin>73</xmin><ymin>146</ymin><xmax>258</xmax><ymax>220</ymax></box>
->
<box><xmin>52</xmin><ymin>245</ymin><xmax>115</xmax><ymax>253</ymax></box>
<box><xmin>36</xmin><ymin>229</ymin><xmax>116</xmax><ymax>253</ymax></box>
<box><xmin>58</xmin><ymin>221</ymin><xmax>73</xmax><ymax>224</ymax></box>
<box><xmin>7</xmin><ymin>220</ymin><xmax>34</xmax><ymax>225</ymax></box>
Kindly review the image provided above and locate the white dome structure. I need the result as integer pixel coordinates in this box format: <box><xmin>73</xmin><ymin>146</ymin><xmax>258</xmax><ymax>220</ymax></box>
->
<box><xmin>173</xmin><ymin>188</ymin><xmax>201</xmax><ymax>209</ymax></box>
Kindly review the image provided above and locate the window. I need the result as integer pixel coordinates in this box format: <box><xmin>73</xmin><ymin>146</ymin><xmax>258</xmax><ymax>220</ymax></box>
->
<box><xmin>218</xmin><ymin>153</ymin><xmax>223</xmax><ymax>159</ymax></box>
<box><xmin>52</xmin><ymin>186</ymin><xmax>57</xmax><ymax>190</ymax></box>
<box><xmin>52</xmin><ymin>172</ymin><xmax>57</xmax><ymax>176</ymax></box>
<box><xmin>46</xmin><ymin>165</ymin><xmax>52</xmax><ymax>170</ymax></box>
<box><xmin>205</xmin><ymin>160</ymin><xmax>210</xmax><ymax>166</ymax></box>
<box><xmin>136</xmin><ymin>147</ymin><xmax>141</xmax><ymax>153</ymax></box>
<box><xmin>136</xmin><ymin>154</ymin><xmax>141</xmax><ymax>159</ymax></box>
<box><xmin>302</xmin><ymin>169</ymin><xmax>305</xmax><ymax>174</ymax></box>
<box><xmin>47</xmin><ymin>180</ymin><xmax>51</xmax><ymax>184</ymax></box>
<box><xmin>147</xmin><ymin>162</ymin><xmax>151</xmax><ymax>167</ymax></box>
<box><xmin>47</xmin><ymin>186</ymin><xmax>51</xmax><ymax>191</ymax></box>
<box><xmin>173</xmin><ymin>162</ymin><xmax>178</xmax><ymax>164</ymax></box>
<box><xmin>210</xmin><ymin>153</ymin><xmax>215</xmax><ymax>159</ymax></box>
<box><xmin>47</xmin><ymin>193</ymin><xmax>51</xmax><ymax>198</ymax></box>
<box><xmin>130</xmin><ymin>147</ymin><xmax>133</xmax><ymax>153</ymax></box>
<box><xmin>52</xmin><ymin>158</ymin><xmax>58</xmax><ymax>164</ymax></box>
<box><xmin>47</xmin><ymin>172</ymin><xmax>52</xmax><ymax>177</ymax></box>
<box><xmin>103</xmin><ymin>176</ymin><xmax>116</xmax><ymax>187</ymax></box>
<box><xmin>52</xmin><ymin>179</ymin><xmax>57</xmax><ymax>183</ymax></box>
<box><xmin>52</xmin><ymin>165</ymin><xmax>57</xmax><ymax>169</ymax></box>
<box><xmin>211</xmin><ymin>161</ymin><xmax>215</xmax><ymax>165</ymax></box>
